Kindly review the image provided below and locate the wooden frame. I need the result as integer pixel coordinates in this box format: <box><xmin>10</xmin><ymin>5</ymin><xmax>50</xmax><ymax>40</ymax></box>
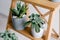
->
<box><xmin>6</xmin><ymin>0</ymin><xmax>60</xmax><ymax>40</ymax></box>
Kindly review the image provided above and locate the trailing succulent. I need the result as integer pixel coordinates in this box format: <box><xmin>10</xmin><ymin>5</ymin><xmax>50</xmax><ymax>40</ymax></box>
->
<box><xmin>0</xmin><ymin>30</ymin><xmax>18</xmax><ymax>40</ymax></box>
<box><xmin>11</xmin><ymin>1</ymin><xmax>27</xmax><ymax>18</ymax></box>
<box><xmin>24</xmin><ymin>13</ymin><xmax>45</xmax><ymax>33</ymax></box>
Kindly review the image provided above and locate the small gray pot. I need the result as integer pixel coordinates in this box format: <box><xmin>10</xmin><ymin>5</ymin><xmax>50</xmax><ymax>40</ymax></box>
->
<box><xmin>12</xmin><ymin>16</ymin><xmax>27</xmax><ymax>30</ymax></box>
<box><xmin>51</xmin><ymin>0</ymin><xmax>60</xmax><ymax>2</ymax></box>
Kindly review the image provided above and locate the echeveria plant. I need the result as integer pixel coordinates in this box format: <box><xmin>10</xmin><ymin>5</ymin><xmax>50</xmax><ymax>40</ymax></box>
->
<box><xmin>0</xmin><ymin>30</ymin><xmax>18</xmax><ymax>40</ymax></box>
<box><xmin>24</xmin><ymin>13</ymin><xmax>45</xmax><ymax>33</ymax></box>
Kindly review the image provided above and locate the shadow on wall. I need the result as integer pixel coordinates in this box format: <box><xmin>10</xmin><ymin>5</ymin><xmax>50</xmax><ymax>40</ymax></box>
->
<box><xmin>0</xmin><ymin>13</ymin><xmax>8</xmax><ymax>18</ymax></box>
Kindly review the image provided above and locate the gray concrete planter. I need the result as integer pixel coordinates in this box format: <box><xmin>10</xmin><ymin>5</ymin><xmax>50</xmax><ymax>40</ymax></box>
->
<box><xmin>51</xmin><ymin>0</ymin><xmax>60</xmax><ymax>2</ymax></box>
<box><xmin>12</xmin><ymin>16</ymin><xmax>27</xmax><ymax>30</ymax></box>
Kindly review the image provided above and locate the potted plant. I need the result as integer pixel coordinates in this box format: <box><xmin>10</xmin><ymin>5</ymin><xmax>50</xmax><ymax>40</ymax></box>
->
<box><xmin>0</xmin><ymin>30</ymin><xmax>18</xmax><ymax>40</ymax></box>
<box><xmin>11</xmin><ymin>1</ymin><xmax>28</xmax><ymax>30</ymax></box>
<box><xmin>24</xmin><ymin>13</ymin><xmax>45</xmax><ymax>38</ymax></box>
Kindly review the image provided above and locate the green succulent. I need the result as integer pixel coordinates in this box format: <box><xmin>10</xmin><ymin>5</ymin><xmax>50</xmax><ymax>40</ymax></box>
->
<box><xmin>0</xmin><ymin>30</ymin><xmax>18</xmax><ymax>40</ymax></box>
<box><xmin>11</xmin><ymin>1</ymin><xmax>28</xmax><ymax>18</ymax></box>
<box><xmin>24</xmin><ymin>13</ymin><xmax>45</xmax><ymax>33</ymax></box>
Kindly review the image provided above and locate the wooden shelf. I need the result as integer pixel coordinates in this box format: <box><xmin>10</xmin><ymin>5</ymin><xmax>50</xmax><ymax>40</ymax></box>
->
<box><xmin>21</xmin><ymin>0</ymin><xmax>60</xmax><ymax>10</ymax></box>
<box><xmin>6</xmin><ymin>0</ymin><xmax>59</xmax><ymax>40</ymax></box>
<box><xmin>7</xmin><ymin>23</ymin><xmax>44</xmax><ymax>40</ymax></box>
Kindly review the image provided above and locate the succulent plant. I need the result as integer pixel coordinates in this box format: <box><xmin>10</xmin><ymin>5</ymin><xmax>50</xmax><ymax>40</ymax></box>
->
<box><xmin>0</xmin><ymin>30</ymin><xmax>18</xmax><ymax>40</ymax></box>
<box><xmin>11</xmin><ymin>1</ymin><xmax>28</xmax><ymax>18</ymax></box>
<box><xmin>24</xmin><ymin>13</ymin><xmax>45</xmax><ymax>33</ymax></box>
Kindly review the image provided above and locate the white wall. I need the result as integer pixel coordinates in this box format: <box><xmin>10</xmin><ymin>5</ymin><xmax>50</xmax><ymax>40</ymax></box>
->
<box><xmin>0</xmin><ymin>0</ymin><xmax>11</xmax><ymax>40</ymax></box>
<box><xmin>0</xmin><ymin>0</ymin><xmax>11</xmax><ymax>16</ymax></box>
<box><xmin>0</xmin><ymin>0</ymin><xmax>11</xmax><ymax>31</ymax></box>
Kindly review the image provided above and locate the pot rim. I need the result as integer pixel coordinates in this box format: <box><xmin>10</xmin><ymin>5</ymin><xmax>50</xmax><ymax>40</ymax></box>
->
<box><xmin>12</xmin><ymin>15</ymin><xmax>26</xmax><ymax>19</ymax></box>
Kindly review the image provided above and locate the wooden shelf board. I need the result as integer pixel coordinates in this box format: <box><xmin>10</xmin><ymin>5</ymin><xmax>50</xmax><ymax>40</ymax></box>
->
<box><xmin>7</xmin><ymin>23</ymin><xmax>44</xmax><ymax>40</ymax></box>
<box><xmin>6</xmin><ymin>0</ymin><xmax>60</xmax><ymax>40</ymax></box>
<box><xmin>20</xmin><ymin>0</ymin><xmax>60</xmax><ymax>10</ymax></box>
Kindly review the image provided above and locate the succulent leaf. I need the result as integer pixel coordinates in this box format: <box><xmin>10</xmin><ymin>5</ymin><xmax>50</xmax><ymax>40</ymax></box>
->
<box><xmin>11</xmin><ymin>1</ymin><xmax>27</xmax><ymax>18</ymax></box>
<box><xmin>24</xmin><ymin>13</ymin><xmax>45</xmax><ymax>33</ymax></box>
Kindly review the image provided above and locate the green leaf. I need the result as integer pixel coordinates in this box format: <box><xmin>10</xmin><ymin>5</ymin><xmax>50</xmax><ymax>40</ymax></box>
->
<box><xmin>17</xmin><ymin>2</ymin><xmax>21</xmax><ymax>11</ymax></box>
<box><xmin>11</xmin><ymin>1</ymin><xmax>28</xmax><ymax>18</ymax></box>
<box><xmin>0</xmin><ymin>30</ymin><xmax>18</xmax><ymax>40</ymax></box>
<box><xmin>35</xmin><ymin>23</ymin><xmax>40</xmax><ymax>33</ymax></box>
<box><xmin>0</xmin><ymin>33</ymin><xmax>4</xmax><ymax>38</ymax></box>
<box><xmin>31</xmin><ymin>22</ymin><xmax>35</xmax><ymax>28</ymax></box>
<box><xmin>11</xmin><ymin>9</ymin><xmax>19</xmax><ymax>16</ymax></box>
<box><xmin>24</xmin><ymin>13</ymin><xmax>45</xmax><ymax>33</ymax></box>
<box><xmin>24</xmin><ymin>21</ymin><xmax>31</xmax><ymax>27</ymax></box>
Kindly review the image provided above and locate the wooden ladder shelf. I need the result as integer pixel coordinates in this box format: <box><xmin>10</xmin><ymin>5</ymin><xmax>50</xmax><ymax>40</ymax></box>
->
<box><xmin>6</xmin><ymin>0</ymin><xmax>60</xmax><ymax>40</ymax></box>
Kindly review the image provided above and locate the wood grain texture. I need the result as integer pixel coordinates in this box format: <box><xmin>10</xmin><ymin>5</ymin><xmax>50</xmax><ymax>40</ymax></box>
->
<box><xmin>21</xmin><ymin>0</ymin><xmax>59</xmax><ymax>10</ymax></box>
<box><xmin>6</xmin><ymin>0</ymin><xmax>17</xmax><ymax>29</ymax></box>
<box><xmin>44</xmin><ymin>11</ymin><xmax>53</xmax><ymax>40</ymax></box>
<box><xmin>7</xmin><ymin>23</ymin><xmax>43</xmax><ymax>40</ymax></box>
<box><xmin>32</xmin><ymin>4</ymin><xmax>43</xmax><ymax>16</ymax></box>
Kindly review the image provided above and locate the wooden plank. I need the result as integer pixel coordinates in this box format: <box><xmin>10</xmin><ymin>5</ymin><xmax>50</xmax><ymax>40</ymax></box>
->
<box><xmin>52</xmin><ymin>29</ymin><xmax>59</xmax><ymax>38</ymax></box>
<box><xmin>21</xmin><ymin>0</ymin><xmax>59</xmax><ymax>10</ymax></box>
<box><xmin>32</xmin><ymin>4</ymin><xmax>43</xmax><ymax>16</ymax></box>
<box><xmin>8</xmin><ymin>0</ymin><xmax>17</xmax><ymax>23</ymax></box>
<box><xmin>7</xmin><ymin>23</ymin><xmax>43</xmax><ymax>40</ymax></box>
<box><xmin>52</xmin><ymin>34</ymin><xmax>59</xmax><ymax>39</ymax></box>
<box><xmin>45</xmin><ymin>11</ymin><xmax>53</xmax><ymax>40</ymax></box>
<box><xmin>43</xmin><ymin>10</ymin><xmax>52</xmax><ymax>17</ymax></box>
<box><xmin>41</xmin><ymin>16</ymin><xmax>48</xmax><ymax>23</ymax></box>
<box><xmin>6</xmin><ymin>0</ymin><xmax>17</xmax><ymax>30</ymax></box>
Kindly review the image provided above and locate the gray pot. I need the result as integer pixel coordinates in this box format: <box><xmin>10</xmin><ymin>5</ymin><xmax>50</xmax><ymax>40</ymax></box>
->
<box><xmin>12</xmin><ymin>16</ymin><xmax>27</xmax><ymax>30</ymax></box>
<box><xmin>51</xmin><ymin>0</ymin><xmax>60</xmax><ymax>2</ymax></box>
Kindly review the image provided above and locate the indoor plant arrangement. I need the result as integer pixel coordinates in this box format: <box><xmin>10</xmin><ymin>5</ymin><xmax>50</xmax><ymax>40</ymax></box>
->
<box><xmin>11</xmin><ymin>1</ymin><xmax>27</xmax><ymax>30</ymax></box>
<box><xmin>0</xmin><ymin>30</ymin><xmax>18</xmax><ymax>40</ymax></box>
<box><xmin>24</xmin><ymin>13</ymin><xmax>45</xmax><ymax>38</ymax></box>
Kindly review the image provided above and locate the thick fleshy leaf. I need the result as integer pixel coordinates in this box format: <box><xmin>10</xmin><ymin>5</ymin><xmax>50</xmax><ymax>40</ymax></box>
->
<box><xmin>35</xmin><ymin>23</ymin><xmax>40</xmax><ymax>33</ymax></box>
<box><xmin>0</xmin><ymin>33</ymin><xmax>4</xmax><ymax>38</ymax></box>
<box><xmin>11</xmin><ymin>1</ymin><xmax>27</xmax><ymax>18</ymax></box>
<box><xmin>31</xmin><ymin>22</ymin><xmax>35</xmax><ymax>28</ymax></box>
<box><xmin>11</xmin><ymin>9</ymin><xmax>19</xmax><ymax>16</ymax></box>
<box><xmin>0</xmin><ymin>31</ymin><xmax>18</xmax><ymax>40</ymax></box>
<box><xmin>17</xmin><ymin>2</ymin><xmax>21</xmax><ymax>11</ymax></box>
<box><xmin>25</xmin><ymin>14</ymin><xmax>45</xmax><ymax>33</ymax></box>
<box><xmin>24</xmin><ymin>21</ymin><xmax>31</xmax><ymax>27</ymax></box>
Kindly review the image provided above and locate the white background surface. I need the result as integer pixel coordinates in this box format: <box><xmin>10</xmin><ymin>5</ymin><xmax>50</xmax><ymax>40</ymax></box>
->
<box><xmin>0</xmin><ymin>0</ymin><xmax>59</xmax><ymax>40</ymax></box>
